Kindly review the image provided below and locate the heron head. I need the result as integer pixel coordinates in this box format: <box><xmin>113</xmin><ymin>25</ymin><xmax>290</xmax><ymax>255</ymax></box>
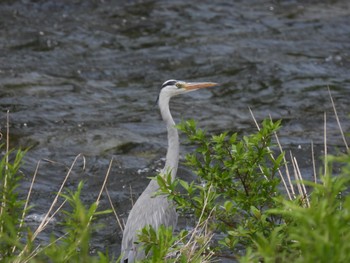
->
<box><xmin>157</xmin><ymin>79</ymin><xmax>218</xmax><ymax>102</ymax></box>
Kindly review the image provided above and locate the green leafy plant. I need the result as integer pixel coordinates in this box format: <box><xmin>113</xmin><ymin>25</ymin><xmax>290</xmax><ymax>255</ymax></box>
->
<box><xmin>2</xmin><ymin>110</ymin><xmax>349</xmax><ymax>263</ymax></box>
<box><xmin>137</xmin><ymin>223</ymin><xmax>213</xmax><ymax>263</ymax></box>
<box><xmin>0</xmin><ymin>148</ymin><xmax>27</xmax><ymax>260</ymax></box>
<box><xmin>0</xmin><ymin>144</ymin><xmax>114</xmax><ymax>263</ymax></box>
<box><xmin>241</xmin><ymin>152</ymin><xmax>350</xmax><ymax>263</ymax></box>
<box><xmin>42</xmin><ymin>181</ymin><xmax>112</xmax><ymax>263</ymax></box>
<box><xmin>140</xmin><ymin>116</ymin><xmax>350</xmax><ymax>262</ymax></box>
<box><xmin>138</xmin><ymin>119</ymin><xmax>285</xmax><ymax>261</ymax></box>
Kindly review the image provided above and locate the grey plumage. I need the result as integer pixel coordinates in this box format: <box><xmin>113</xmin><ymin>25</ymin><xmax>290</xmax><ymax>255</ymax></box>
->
<box><xmin>120</xmin><ymin>80</ymin><xmax>218</xmax><ymax>262</ymax></box>
<box><xmin>121</xmin><ymin>180</ymin><xmax>177</xmax><ymax>261</ymax></box>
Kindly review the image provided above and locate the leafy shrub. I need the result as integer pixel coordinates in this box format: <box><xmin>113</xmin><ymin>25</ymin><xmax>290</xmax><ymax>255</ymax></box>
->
<box><xmin>139</xmin><ymin>118</ymin><xmax>350</xmax><ymax>263</ymax></box>
<box><xmin>2</xmin><ymin>116</ymin><xmax>349</xmax><ymax>263</ymax></box>
<box><xmin>243</xmin><ymin>152</ymin><xmax>350</xmax><ymax>263</ymax></box>
<box><xmin>141</xmin><ymin>119</ymin><xmax>285</xmax><ymax>260</ymax></box>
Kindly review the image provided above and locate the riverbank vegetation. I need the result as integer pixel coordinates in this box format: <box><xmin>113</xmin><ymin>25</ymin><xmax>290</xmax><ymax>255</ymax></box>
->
<box><xmin>147</xmin><ymin>115</ymin><xmax>350</xmax><ymax>262</ymax></box>
<box><xmin>0</xmin><ymin>95</ymin><xmax>349</xmax><ymax>262</ymax></box>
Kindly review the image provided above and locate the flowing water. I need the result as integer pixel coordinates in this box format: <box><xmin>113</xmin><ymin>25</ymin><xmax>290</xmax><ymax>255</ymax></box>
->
<box><xmin>1</xmin><ymin>0</ymin><xmax>349</xmax><ymax>260</ymax></box>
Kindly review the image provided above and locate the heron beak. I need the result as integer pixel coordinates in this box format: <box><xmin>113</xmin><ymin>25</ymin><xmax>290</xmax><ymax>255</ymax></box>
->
<box><xmin>183</xmin><ymin>82</ymin><xmax>219</xmax><ymax>91</ymax></box>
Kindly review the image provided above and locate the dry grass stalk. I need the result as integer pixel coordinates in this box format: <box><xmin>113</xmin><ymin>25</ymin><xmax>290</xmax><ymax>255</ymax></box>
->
<box><xmin>170</xmin><ymin>186</ymin><xmax>215</xmax><ymax>262</ymax></box>
<box><xmin>96</xmin><ymin>157</ymin><xmax>113</xmax><ymax>204</ymax></box>
<box><xmin>129</xmin><ymin>184</ymin><xmax>134</xmax><ymax>207</ymax></box>
<box><xmin>173</xmin><ymin>218</ymin><xmax>214</xmax><ymax>262</ymax></box>
<box><xmin>293</xmin><ymin>157</ymin><xmax>310</xmax><ymax>207</ymax></box>
<box><xmin>289</xmin><ymin>153</ymin><xmax>310</xmax><ymax>207</ymax></box>
<box><xmin>61</xmin><ymin>158</ymin><xmax>113</xmax><ymax>262</ymax></box>
<box><xmin>32</xmin><ymin>154</ymin><xmax>85</xmax><ymax>240</ymax></box>
<box><xmin>12</xmin><ymin>160</ymin><xmax>41</xmax><ymax>253</ymax></box>
<box><xmin>249</xmin><ymin>108</ymin><xmax>312</xmax><ymax>204</ymax></box>
<box><xmin>323</xmin><ymin>112</ymin><xmax>328</xmax><ymax>178</ymax></box>
<box><xmin>249</xmin><ymin>108</ymin><xmax>294</xmax><ymax>200</ymax></box>
<box><xmin>311</xmin><ymin>140</ymin><xmax>317</xmax><ymax>183</ymax></box>
<box><xmin>274</xmin><ymin>130</ymin><xmax>295</xmax><ymax>200</ymax></box>
<box><xmin>248</xmin><ymin>88</ymin><xmax>346</xmax><ymax>208</ymax></box>
<box><xmin>17</xmin><ymin>156</ymin><xmax>114</xmax><ymax>262</ymax></box>
<box><xmin>106</xmin><ymin>186</ymin><xmax>124</xmax><ymax>232</ymax></box>
<box><xmin>23</xmin><ymin>233</ymin><xmax>70</xmax><ymax>263</ymax></box>
<box><xmin>289</xmin><ymin>152</ymin><xmax>302</xmax><ymax>196</ymax></box>
<box><xmin>15</xmin><ymin>154</ymin><xmax>85</xmax><ymax>262</ymax></box>
<box><xmin>328</xmin><ymin>87</ymin><xmax>349</xmax><ymax>151</ymax></box>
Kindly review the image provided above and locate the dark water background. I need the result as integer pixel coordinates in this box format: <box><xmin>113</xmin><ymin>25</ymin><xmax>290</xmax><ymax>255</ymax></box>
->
<box><xmin>1</xmin><ymin>0</ymin><xmax>349</xmax><ymax>260</ymax></box>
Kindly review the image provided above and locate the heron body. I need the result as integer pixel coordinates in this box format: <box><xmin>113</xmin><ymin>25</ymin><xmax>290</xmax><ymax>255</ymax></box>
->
<box><xmin>121</xmin><ymin>80</ymin><xmax>218</xmax><ymax>262</ymax></box>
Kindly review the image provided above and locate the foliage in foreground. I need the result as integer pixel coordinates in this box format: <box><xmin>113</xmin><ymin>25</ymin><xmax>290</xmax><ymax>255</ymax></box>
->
<box><xmin>0</xmin><ymin>148</ymin><xmax>27</xmax><ymax>259</ymax></box>
<box><xmin>243</xmin><ymin>153</ymin><xmax>350</xmax><ymax>263</ymax></box>
<box><xmin>138</xmin><ymin>119</ymin><xmax>350</xmax><ymax>263</ymax></box>
<box><xmin>1</xmin><ymin>117</ymin><xmax>350</xmax><ymax>263</ymax></box>
<box><xmin>0</xmin><ymin>148</ymin><xmax>114</xmax><ymax>263</ymax></box>
<box><xmin>141</xmin><ymin>119</ymin><xmax>284</xmax><ymax>261</ymax></box>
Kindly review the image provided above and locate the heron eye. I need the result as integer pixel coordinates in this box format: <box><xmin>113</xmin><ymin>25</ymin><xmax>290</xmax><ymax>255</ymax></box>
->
<box><xmin>175</xmin><ymin>83</ymin><xmax>182</xmax><ymax>89</ymax></box>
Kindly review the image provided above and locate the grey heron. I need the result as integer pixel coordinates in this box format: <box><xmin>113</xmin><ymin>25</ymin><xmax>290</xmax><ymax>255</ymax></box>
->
<box><xmin>121</xmin><ymin>80</ymin><xmax>218</xmax><ymax>262</ymax></box>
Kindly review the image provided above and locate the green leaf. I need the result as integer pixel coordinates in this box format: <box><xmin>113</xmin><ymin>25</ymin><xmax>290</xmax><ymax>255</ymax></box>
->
<box><xmin>224</xmin><ymin>200</ymin><xmax>233</xmax><ymax>212</ymax></box>
<box><xmin>180</xmin><ymin>180</ymin><xmax>189</xmax><ymax>191</ymax></box>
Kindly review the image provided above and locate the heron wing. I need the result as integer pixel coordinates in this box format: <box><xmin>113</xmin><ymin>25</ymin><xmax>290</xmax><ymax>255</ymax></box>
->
<box><xmin>121</xmin><ymin>183</ymin><xmax>178</xmax><ymax>262</ymax></box>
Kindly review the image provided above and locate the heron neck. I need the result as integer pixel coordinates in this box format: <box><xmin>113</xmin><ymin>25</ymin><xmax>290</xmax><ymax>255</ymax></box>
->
<box><xmin>159</xmin><ymin>96</ymin><xmax>179</xmax><ymax>181</ymax></box>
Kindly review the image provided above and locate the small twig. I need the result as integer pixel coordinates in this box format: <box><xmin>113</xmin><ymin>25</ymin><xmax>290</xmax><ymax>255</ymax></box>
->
<box><xmin>272</xmin><ymin>127</ymin><xmax>293</xmax><ymax>201</ymax></box>
<box><xmin>290</xmin><ymin>152</ymin><xmax>303</xmax><ymax>197</ymax></box>
<box><xmin>21</xmin><ymin>244</ymin><xmax>42</xmax><ymax>263</ymax></box>
<box><xmin>311</xmin><ymin>140</ymin><xmax>317</xmax><ymax>184</ymax></box>
<box><xmin>12</xmin><ymin>160</ymin><xmax>41</xmax><ymax>253</ymax></box>
<box><xmin>106</xmin><ymin>186</ymin><xmax>124</xmax><ymax>232</ymax></box>
<box><xmin>96</xmin><ymin>158</ymin><xmax>113</xmax><ymax>204</ymax></box>
<box><xmin>293</xmin><ymin>156</ymin><xmax>310</xmax><ymax>207</ymax></box>
<box><xmin>249</xmin><ymin>107</ymin><xmax>260</xmax><ymax>131</ymax></box>
<box><xmin>129</xmin><ymin>184</ymin><xmax>134</xmax><ymax>207</ymax></box>
<box><xmin>22</xmin><ymin>233</ymin><xmax>69</xmax><ymax>263</ymax></box>
<box><xmin>328</xmin><ymin>86</ymin><xmax>349</xmax><ymax>151</ymax></box>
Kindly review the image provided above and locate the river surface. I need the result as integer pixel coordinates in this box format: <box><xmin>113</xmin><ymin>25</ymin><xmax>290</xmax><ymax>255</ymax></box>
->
<box><xmin>1</xmin><ymin>0</ymin><xmax>349</xmax><ymax>261</ymax></box>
